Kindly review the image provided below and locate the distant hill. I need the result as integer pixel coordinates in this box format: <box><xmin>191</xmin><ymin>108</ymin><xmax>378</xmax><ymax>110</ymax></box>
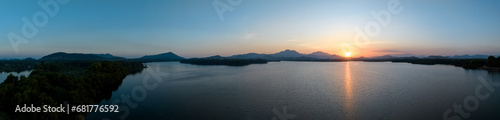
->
<box><xmin>365</xmin><ymin>54</ymin><xmax>497</xmax><ymax>60</ymax></box>
<box><xmin>29</xmin><ymin>51</ymin><xmax>500</xmax><ymax>62</ymax></box>
<box><xmin>40</xmin><ymin>52</ymin><xmax>185</xmax><ymax>62</ymax></box>
<box><xmin>93</xmin><ymin>53</ymin><xmax>126</xmax><ymax>60</ymax></box>
<box><xmin>449</xmin><ymin>54</ymin><xmax>492</xmax><ymax>59</ymax></box>
<box><xmin>229</xmin><ymin>53</ymin><xmax>267</xmax><ymax>59</ymax></box>
<box><xmin>205</xmin><ymin>55</ymin><xmax>225</xmax><ymax>59</ymax></box>
<box><xmin>271</xmin><ymin>49</ymin><xmax>304</xmax><ymax>58</ymax></box>
<box><xmin>369</xmin><ymin>55</ymin><xmax>398</xmax><ymax>60</ymax></box>
<box><xmin>180</xmin><ymin>58</ymin><xmax>268</xmax><ymax>66</ymax></box>
<box><xmin>425</xmin><ymin>55</ymin><xmax>449</xmax><ymax>59</ymax></box>
<box><xmin>306</xmin><ymin>51</ymin><xmax>342</xmax><ymax>59</ymax></box>
<box><xmin>225</xmin><ymin>50</ymin><xmax>498</xmax><ymax>61</ymax></box>
<box><xmin>40</xmin><ymin>52</ymin><xmax>108</xmax><ymax>61</ymax></box>
<box><xmin>385</xmin><ymin>53</ymin><xmax>422</xmax><ymax>58</ymax></box>
<box><xmin>138</xmin><ymin>52</ymin><xmax>185</xmax><ymax>61</ymax></box>
<box><xmin>228</xmin><ymin>49</ymin><xmax>342</xmax><ymax>60</ymax></box>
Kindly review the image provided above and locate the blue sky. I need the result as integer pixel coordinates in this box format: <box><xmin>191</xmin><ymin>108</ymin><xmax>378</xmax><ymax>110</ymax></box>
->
<box><xmin>1</xmin><ymin>0</ymin><xmax>499</xmax><ymax>58</ymax></box>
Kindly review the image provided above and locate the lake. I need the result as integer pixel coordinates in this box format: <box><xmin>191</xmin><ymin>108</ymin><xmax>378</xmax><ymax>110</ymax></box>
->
<box><xmin>81</xmin><ymin>61</ymin><xmax>499</xmax><ymax>119</ymax></box>
<box><xmin>0</xmin><ymin>70</ymin><xmax>32</xmax><ymax>83</ymax></box>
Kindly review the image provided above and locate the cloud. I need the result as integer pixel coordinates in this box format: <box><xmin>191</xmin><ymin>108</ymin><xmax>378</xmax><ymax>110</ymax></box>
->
<box><xmin>244</xmin><ymin>34</ymin><xmax>256</xmax><ymax>40</ymax></box>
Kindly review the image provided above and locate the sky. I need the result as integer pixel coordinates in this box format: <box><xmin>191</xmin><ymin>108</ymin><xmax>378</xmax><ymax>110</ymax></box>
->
<box><xmin>0</xmin><ymin>0</ymin><xmax>499</xmax><ymax>58</ymax></box>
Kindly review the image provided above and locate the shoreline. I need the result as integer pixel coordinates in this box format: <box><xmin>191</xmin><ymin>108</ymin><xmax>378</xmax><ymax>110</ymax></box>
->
<box><xmin>479</xmin><ymin>66</ymin><xmax>500</xmax><ymax>72</ymax></box>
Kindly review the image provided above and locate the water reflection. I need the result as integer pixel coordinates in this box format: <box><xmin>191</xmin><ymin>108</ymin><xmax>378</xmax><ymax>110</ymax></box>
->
<box><xmin>0</xmin><ymin>70</ymin><xmax>32</xmax><ymax>83</ymax></box>
<box><xmin>344</xmin><ymin>62</ymin><xmax>355</xmax><ymax>120</ymax></box>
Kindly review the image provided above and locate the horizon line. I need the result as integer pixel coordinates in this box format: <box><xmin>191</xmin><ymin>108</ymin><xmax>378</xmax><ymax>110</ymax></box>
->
<box><xmin>1</xmin><ymin>50</ymin><xmax>499</xmax><ymax>60</ymax></box>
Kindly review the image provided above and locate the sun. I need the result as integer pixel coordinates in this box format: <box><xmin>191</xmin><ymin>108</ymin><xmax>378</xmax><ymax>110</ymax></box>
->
<box><xmin>344</xmin><ymin>52</ymin><xmax>352</xmax><ymax>57</ymax></box>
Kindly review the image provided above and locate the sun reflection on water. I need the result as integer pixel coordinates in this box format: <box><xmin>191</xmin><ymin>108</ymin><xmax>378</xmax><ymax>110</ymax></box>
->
<box><xmin>345</xmin><ymin>62</ymin><xmax>356</xmax><ymax>120</ymax></box>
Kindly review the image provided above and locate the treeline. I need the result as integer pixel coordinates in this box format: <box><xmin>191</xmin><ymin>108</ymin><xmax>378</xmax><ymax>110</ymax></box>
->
<box><xmin>389</xmin><ymin>59</ymin><xmax>481</xmax><ymax>69</ymax></box>
<box><xmin>487</xmin><ymin>56</ymin><xmax>500</xmax><ymax>67</ymax></box>
<box><xmin>180</xmin><ymin>58</ymin><xmax>268</xmax><ymax>66</ymax></box>
<box><xmin>0</xmin><ymin>58</ymin><xmax>39</xmax><ymax>72</ymax></box>
<box><xmin>0</xmin><ymin>61</ymin><xmax>145</xmax><ymax>120</ymax></box>
<box><xmin>387</xmin><ymin>56</ymin><xmax>500</xmax><ymax>69</ymax></box>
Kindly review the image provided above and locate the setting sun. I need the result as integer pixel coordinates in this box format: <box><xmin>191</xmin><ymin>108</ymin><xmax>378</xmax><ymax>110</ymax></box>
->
<box><xmin>344</xmin><ymin>52</ymin><xmax>352</xmax><ymax>57</ymax></box>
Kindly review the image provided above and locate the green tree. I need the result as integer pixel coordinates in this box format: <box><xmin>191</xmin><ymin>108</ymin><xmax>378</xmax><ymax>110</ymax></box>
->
<box><xmin>2</xmin><ymin>74</ymin><xmax>18</xmax><ymax>85</ymax></box>
<box><xmin>497</xmin><ymin>56</ymin><xmax>500</xmax><ymax>67</ymax></box>
<box><xmin>0</xmin><ymin>61</ymin><xmax>145</xmax><ymax>119</ymax></box>
<box><xmin>463</xmin><ymin>60</ymin><xmax>485</xmax><ymax>69</ymax></box>
<box><xmin>487</xmin><ymin>56</ymin><xmax>496</xmax><ymax>67</ymax></box>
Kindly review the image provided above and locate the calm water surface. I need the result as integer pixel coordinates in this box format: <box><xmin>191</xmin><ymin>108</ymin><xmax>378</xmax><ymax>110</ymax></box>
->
<box><xmin>85</xmin><ymin>61</ymin><xmax>500</xmax><ymax>120</ymax></box>
<box><xmin>0</xmin><ymin>70</ymin><xmax>32</xmax><ymax>83</ymax></box>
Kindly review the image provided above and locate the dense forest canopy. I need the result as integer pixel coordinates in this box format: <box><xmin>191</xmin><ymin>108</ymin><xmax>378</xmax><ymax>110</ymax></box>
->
<box><xmin>0</xmin><ymin>58</ymin><xmax>39</xmax><ymax>73</ymax></box>
<box><xmin>0</xmin><ymin>61</ymin><xmax>145</xmax><ymax>120</ymax></box>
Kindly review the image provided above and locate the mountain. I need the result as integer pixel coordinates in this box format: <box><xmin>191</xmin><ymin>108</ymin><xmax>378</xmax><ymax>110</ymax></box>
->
<box><xmin>228</xmin><ymin>49</ymin><xmax>344</xmax><ymax>60</ymax></box>
<box><xmin>92</xmin><ymin>53</ymin><xmax>126</xmax><ymax>60</ymax></box>
<box><xmin>385</xmin><ymin>53</ymin><xmax>418</xmax><ymax>58</ymax></box>
<box><xmin>369</xmin><ymin>55</ymin><xmax>397</xmax><ymax>60</ymax></box>
<box><xmin>229</xmin><ymin>53</ymin><xmax>267</xmax><ymax>59</ymax></box>
<box><xmin>93</xmin><ymin>53</ymin><xmax>125</xmax><ymax>59</ymax></box>
<box><xmin>271</xmin><ymin>49</ymin><xmax>304</xmax><ymax>58</ymax></box>
<box><xmin>450</xmin><ymin>54</ymin><xmax>492</xmax><ymax>59</ymax></box>
<box><xmin>228</xmin><ymin>50</ymin><xmax>301</xmax><ymax>60</ymax></box>
<box><xmin>305</xmin><ymin>51</ymin><xmax>342</xmax><ymax>59</ymax></box>
<box><xmin>138</xmin><ymin>52</ymin><xmax>185</xmax><ymax>61</ymax></box>
<box><xmin>205</xmin><ymin>55</ymin><xmax>225</xmax><ymax>59</ymax></box>
<box><xmin>425</xmin><ymin>55</ymin><xmax>449</xmax><ymax>59</ymax></box>
<box><xmin>40</xmin><ymin>52</ymin><xmax>108</xmax><ymax>61</ymax></box>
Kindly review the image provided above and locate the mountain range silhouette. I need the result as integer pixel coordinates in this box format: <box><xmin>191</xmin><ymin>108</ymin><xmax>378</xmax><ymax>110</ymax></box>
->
<box><xmin>36</xmin><ymin>50</ymin><xmax>497</xmax><ymax>61</ymax></box>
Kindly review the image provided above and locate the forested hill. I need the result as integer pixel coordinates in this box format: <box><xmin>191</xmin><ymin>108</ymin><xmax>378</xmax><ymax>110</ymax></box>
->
<box><xmin>39</xmin><ymin>52</ymin><xmax>126</xmax><ymax>61</ymax></box>
<box><xmin>0</xmin><ymin>58</ymin><xmax>38</xmax><ymax>72</ymax></box>
<box><xmin>0</xmin><ymin>52</ymin><xmax>185</xmax><ymax>72</ymax></box>
<box><xmin>133</xmin><ymin>52</ymin><xmax>185</xmax><ymax>62</ymax></box>
<box><xmin>0</xmin><ymin>61</ymin><xmax>146</xmax><ymax>120</ymax></box>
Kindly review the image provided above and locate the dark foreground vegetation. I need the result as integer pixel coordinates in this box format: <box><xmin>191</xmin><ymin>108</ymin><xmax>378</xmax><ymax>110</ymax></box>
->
<box><xmin>0</xmin><ymin>61</ymin><xmax>145</xmax><ymax>120</ymax></box>
<box><xmin>389</xmin><ymin>59</ymin><xmax>486</xmax><ymax>69</ymax></box>
<box><xmin>180</xmin><ymin>58</ymin><xmax>268</xmax><ymax>66</ymax></box>
<box><xmin>486</xmin><ymin>56</ymin><xmax>500</xmax><ymax>68</ymax></box>
<box><xmin>285</xmin><ymin>55</ymin><xmax>500</xmax><ymax>71</ymax></box>
<box><xmin>0</xmin><ymin>58</ymin><xmax>39</xmax><ymax>73</ymax></box>
<box><xmin>365</xmin><ymin>56</ymin><xmax>500</xmax><ymax>70</ymax></box>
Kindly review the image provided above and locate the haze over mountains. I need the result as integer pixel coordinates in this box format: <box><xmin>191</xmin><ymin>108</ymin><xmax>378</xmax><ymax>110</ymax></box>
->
<box><xmin>226</xmin><ymin>49</ymin><xmax>342</xmax><ymax>60</ymax></box>
<box><xmin>13</xmin><ymin>49</ymin><xmax>500</xmax><ymax>61</ymax></box>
